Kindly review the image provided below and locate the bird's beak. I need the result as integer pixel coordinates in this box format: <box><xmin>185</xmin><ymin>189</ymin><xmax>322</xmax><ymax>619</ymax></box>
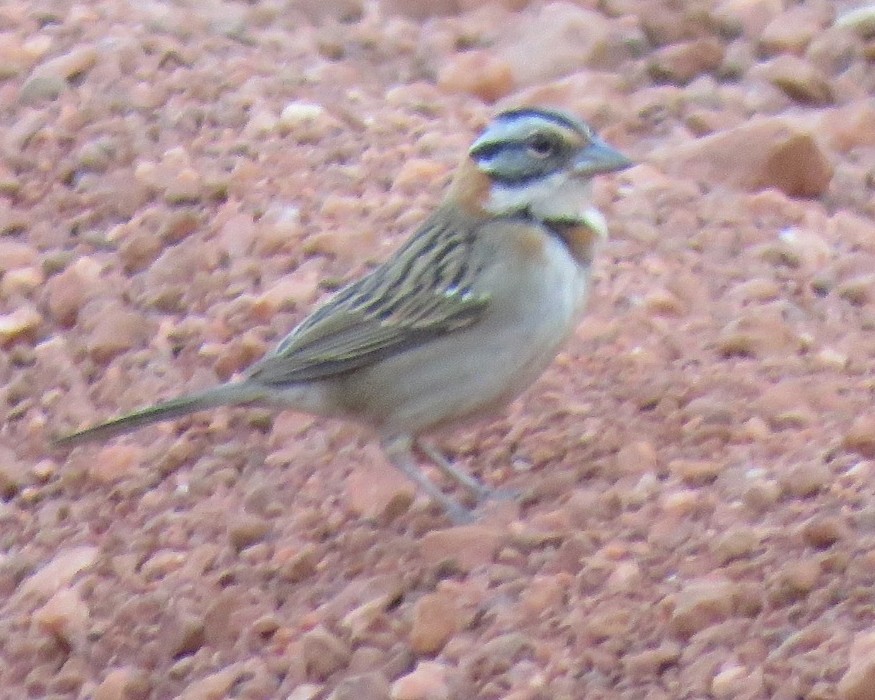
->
<box><xmin>573</xmin><ymin>138</ymin><xmax>633</xmax><ymax>176</ymax></box>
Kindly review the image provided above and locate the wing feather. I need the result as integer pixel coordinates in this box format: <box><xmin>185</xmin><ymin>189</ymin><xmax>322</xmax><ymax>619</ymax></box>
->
<box><xmin>246</xmin><ymin>211</ymin><xmax>490</xmax><ymax>386</ymax></box>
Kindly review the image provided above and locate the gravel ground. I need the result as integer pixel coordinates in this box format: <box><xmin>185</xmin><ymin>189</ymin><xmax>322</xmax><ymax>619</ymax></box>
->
<box><xmin>3</xmin><ymin>0</ymin><xmax>875</xmax><ymax>698</ymax></box>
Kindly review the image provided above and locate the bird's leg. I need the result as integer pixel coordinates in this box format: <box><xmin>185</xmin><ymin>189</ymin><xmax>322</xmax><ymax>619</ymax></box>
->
<box><xmin>381</xmin><ymin>435</ymin><xmax>473</xmax><ymax>524</ymax></box>
<box><xmin>415</xmin><ymin>439</ymin><xmax>494</xmax><ymax>502</ymax></box>
<box><xmin>418</xmin><ymin>440</ymin><xmax>521</xmax><ymax>503</ymax></box>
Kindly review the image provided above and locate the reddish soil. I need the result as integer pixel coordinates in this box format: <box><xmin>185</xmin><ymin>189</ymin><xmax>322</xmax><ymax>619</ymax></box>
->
<box><xmin>2</xmin><ymin>1</ymin><xmax>875</xmax><ymax>698</ymax></box>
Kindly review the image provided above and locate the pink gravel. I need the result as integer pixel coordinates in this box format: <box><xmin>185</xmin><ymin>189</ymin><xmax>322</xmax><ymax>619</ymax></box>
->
<box><xmin>2</xmin><ymin>0</ymin><xmax>875</xmax><ymax>698</ymax></box>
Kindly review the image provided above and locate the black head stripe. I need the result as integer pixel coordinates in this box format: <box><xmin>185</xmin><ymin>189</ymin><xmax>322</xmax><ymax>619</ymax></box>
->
<box><xmin>494</xmin><ymin>107</ymin><xmax>590</xmax><ymax>137</ymax></box>
<box><xmin>472</xmin><ymin>143</ymin><xmax>564</xmax><ymax>185</ymax></box>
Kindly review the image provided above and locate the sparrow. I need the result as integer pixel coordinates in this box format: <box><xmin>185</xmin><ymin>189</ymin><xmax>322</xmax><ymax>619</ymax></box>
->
<box><xmin>55</xmin><ymin>107</ymin><xmax>632</xmax><ymax>523</ymax></box>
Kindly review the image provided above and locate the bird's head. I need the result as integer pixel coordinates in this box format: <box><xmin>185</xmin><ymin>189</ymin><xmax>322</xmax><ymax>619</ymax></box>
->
<box><xmin>449</xmin><ymin>107</ymin><xmax>631</xmax><ymax>237</ymax></box>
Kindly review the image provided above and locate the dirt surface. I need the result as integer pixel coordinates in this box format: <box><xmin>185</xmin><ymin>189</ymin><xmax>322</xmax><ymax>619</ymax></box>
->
<box><xmin>3</xmin><ymin>0</ymin><xmax>875</xmax><ymax>698</ymax></box>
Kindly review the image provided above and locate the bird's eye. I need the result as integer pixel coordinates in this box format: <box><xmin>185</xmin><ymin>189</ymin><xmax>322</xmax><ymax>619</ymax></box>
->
<box><xmin>526</xmin><ymin>134</ymin><xmax>556</xmax><ymax>159</ymax></box>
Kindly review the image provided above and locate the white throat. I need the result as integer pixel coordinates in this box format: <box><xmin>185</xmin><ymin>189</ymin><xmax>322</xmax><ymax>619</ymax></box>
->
<box><xmin>484</xmin><ymin>171</ymin><xmax>608</xmax><ymax>238</ymax></box>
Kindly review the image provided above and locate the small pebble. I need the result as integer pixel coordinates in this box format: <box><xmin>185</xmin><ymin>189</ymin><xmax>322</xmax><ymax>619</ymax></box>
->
<box><xmin>302</xmin><ymin>626</ymin><xmax>352</xmax><ymax>680</ymax></box>
<box><xmin>390</xmin><ymin>661</ymin><xmax>451</xmax><ymax>700</ymax></box>
<box><xmin>409</xmin><ymin>591</ymin><xmax>462</xmax><ymax>655</ymax></box>
<box><xmin>669</xmin><ymin>579</ymin><xmax>736</xmax><ymax>638</ymax></box>
<box><xmin>34</xmin><ymin>587</ymin><xmax>90</xmax><ymax>649</ymax></box>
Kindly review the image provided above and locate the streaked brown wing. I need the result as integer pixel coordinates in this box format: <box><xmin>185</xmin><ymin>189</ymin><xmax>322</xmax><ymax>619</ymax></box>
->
<box><xmin>246</xmin><ymin>213</ymin><xmax>490</xmax><ymax>386</ymax></box>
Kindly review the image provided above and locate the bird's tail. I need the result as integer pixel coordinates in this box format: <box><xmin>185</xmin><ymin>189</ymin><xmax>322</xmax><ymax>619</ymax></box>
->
<box><xmin>53</xmin><ymin>382</ymin><xmax>265</xmax><ymax>448</ymax></box>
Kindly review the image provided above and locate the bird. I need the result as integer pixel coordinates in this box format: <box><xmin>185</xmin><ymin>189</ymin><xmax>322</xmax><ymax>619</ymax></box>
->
<box><xmin>54</xmin><ymin>107</ymin><xmax>632</xmax><ymax>523</ymax></box>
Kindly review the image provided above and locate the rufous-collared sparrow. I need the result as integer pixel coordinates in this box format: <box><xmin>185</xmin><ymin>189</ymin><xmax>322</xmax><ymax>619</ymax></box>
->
<box><xmin>55</xmin><ymin>107</ymin><xmax>632</xmax><ymax>523</ymax></box>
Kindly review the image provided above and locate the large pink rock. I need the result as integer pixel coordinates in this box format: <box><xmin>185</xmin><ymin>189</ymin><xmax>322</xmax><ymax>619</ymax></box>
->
<box><xmin>651</xmin><ymin>117</ymin><xmax>833</xmax><ymax>197</ymax></box>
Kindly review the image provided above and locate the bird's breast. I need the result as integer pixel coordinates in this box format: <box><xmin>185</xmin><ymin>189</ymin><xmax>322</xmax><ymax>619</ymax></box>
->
<box><xmin>476</xmin><ymin>218</ymin><xmax>592</xmax><ymax>354</ymax></box>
